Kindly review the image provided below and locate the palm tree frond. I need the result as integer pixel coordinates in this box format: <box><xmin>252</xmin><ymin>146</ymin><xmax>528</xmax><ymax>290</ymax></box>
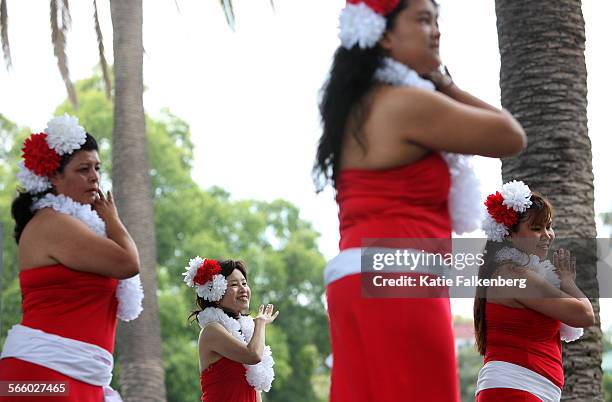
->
<box><xmin>218</xmin><ymin>0</ymin><xmax>235</xmax><ymax>30</ymax></box>
<box><xmin>50</xmin><ymin>0</ymin><xmax>77</xmax><ymax>108</ymax></box>
<box><xmin>93</xmin><ymin>0</ymin><xmax>111</xmax><ymax>99</ymax></box>
<box><xmin>0</xmin><ymin>0</ymin><xmax>11</xmax><ymax>69</ymax></box>
<box><xmin>61</xmin><ymin>0</ymin><xmax>71</xmax><ymax>30</ymax></box>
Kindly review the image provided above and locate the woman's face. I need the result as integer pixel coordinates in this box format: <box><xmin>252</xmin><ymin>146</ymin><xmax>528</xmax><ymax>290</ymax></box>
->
<box><xmin>380</xmin><ymin>0</ymin><xmax>441</xmax><ymax>75</ymax></box>
<box><xmin>508</xmin><ymin>215</ymin><xmax>555</xmax><ymax>260</ymax></box>
<box><xmin>50</xmin><ymin>150</ymin><xmax>101</xmax><ymax>205</ymax></box>
<box><xmin>218</xmin><ymin>269</ymin><xmax>251</xmax><ymax>315</ymax></box>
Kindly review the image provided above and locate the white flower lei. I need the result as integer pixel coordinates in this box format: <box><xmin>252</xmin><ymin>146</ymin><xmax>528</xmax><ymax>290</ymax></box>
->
<box><xmin>495</xmin><ymin>247</ymin><xmax>584</xmax><ymax>342</ymax></box>
<box><xmin>198</xmin><ymin>307</ymin><xmax>275</xmax><ymax>392</ymax></box>
<box><xmin>374</xmin><ymin>57</ymin><xmax>483</xmax><ymax>234</ymax></box>
<box><xmin>32</xmin><ymin>193</ymin><xmax>144</xmax><ymax>322</ymax></box>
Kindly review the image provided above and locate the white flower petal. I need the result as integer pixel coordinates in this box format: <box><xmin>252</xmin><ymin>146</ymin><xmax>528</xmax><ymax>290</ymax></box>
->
<box><xmin>17</xmin><ymin>161</ymin><xmax>52</xmax><ymax>193</ymax></box>
<box><xmin>482</xmin><ymin>215</ymin><xmax>508</xmax><ymax>242</ymax></box>
<box><xmin>45</xmin><ymin>114</ymin><xmax>87</xmax><ymax>156</ymax></box>
<box><xmin>500</xmin><ymin>180</ymin><xmax>532</xmax><ymax>212</ymax></box>
<box><xmin>339</xmin><ymin>3</ymin><xmax>386</xmax><ymax>49</ymax></box>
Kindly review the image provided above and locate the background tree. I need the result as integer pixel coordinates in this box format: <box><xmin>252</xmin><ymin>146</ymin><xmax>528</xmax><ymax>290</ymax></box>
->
<box><xmin>495</xmin><ymin>0</ymin><xmax>602</xmax><ymax>400</ymax></box>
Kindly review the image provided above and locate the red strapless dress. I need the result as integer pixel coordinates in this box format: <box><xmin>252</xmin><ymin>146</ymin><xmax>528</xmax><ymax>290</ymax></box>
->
<box><xmin>0</xmin><ymin>264</ymin><xmax>118</xmax><ymax>401</ymax></box>
<box><xmin>476</xmin><ymin>302</ymin><xmax>563</xmax><ymax>401</ymax></box>
<box><xmin>200</xmin><ymin>358</ymin><xmax>256</xmax><ymax>402</ymax></box>
<box><xmin>326</xmin><ymin>153</ymin><xmax>460</xmax><ymax>402</ymax></box>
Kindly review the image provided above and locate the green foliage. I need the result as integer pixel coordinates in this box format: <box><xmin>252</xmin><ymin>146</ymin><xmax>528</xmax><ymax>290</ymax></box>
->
<box><xmin>457</xmin><ymin>344</ymin><xmax>482</xmax><ymax>402</ymax></box>
<box><xmin>0</xmin><ymin>71</ymin><xmax>330</xmax><ymax>402</ymax></box>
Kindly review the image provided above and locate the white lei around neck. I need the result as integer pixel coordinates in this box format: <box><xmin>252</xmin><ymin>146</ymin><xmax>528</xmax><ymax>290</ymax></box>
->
<box><xmin>495</xmin><ymin>247</ymin><xmax>584</xmax><ymax>342</ymax></box>
<box><xmin>198</xmin><ymin>307</ymin><xmax>275</xmax><ymax>392</ymax></box>
<box><xmin>374</xmin><ymin>57</ymin><xmax>482</xmax><ymax>234</ymax></box>
<box><xmin>32</xmin><ymin>193</ymin><xmax>144</xmax><ymax>322</ymax></box>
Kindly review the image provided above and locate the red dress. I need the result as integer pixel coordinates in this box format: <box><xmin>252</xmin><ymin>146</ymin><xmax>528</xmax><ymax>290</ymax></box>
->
<box><xmin>326</xmin><ymin>153</ymin><xmax>460</xmax><ymax>402</ymax></box>
<box><xmin>476</xmin><ymin>302</ymin><xmax>563</xmax><ymax>401</ymax></box>
<box><xmin>0</xmin><ymin>264</ymin><xmax>118</xmax><ymax>401</ymax></box>
<box><xmin>200</xmin><ymin>358</ymin><xmax>256</xmax><ymax>402</ymax></box>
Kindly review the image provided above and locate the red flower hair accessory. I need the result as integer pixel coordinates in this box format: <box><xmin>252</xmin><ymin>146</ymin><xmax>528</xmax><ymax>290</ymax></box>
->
<box><xmin>485</xmin><ymin>192</ymin><xmax>519</xmax><ymax>228</ymax></box>
<box><xmin>22</xmin><ymin>133</ymin><xmax>61</xmax><ymax>176</ymax></box>
<box><xmin>482</xmin><ymin>181</ymin><xmax>533</xmax><ymax>242</ymax></box>
<box><xmin>194</xmin><ymin>259</ymin><xmax>222</xmax><ymax>286</ymax></box>
<box><xmin>183</xmin><ymin>257</ymin><xmax>228</xmax><ymax>301</ymax></box>
<box><xmin>347</xmin><ymin>0</ymin><xmax>400</xmax><ymax>15</ymax></box>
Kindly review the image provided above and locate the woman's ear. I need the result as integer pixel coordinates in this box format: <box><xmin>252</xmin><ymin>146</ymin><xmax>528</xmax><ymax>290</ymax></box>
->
<box><xmin>49</xmin><ymin>171</ymin><xmax>62</xmax><ymax>189</ymax></box>
<box><xmin>379</xmin><ymin>30</ymin><xmax>392</xmax><ymax>51</ymax></box>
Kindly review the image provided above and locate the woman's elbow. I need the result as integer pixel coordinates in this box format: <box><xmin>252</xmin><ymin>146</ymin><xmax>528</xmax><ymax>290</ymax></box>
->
<box><xmin>114</xmin><ymin>256</ymin><xmax>140</xmax><ymax>279</ymax></box>
<box><xmin>579</xmin><ymin>309</ymin><xmax>596</xmax><ymax>328</ymax></box>
<box><xmin>565</xmin><ymin>306</ymin><xmax>596</xmax><ymax>328</ymax></box>
<box><xmin>496</xmin><ymin>114</ymin><xmax>527</xmax><ymax>157</ymax></box>
<box><xmin>244</xmin><ymin>352</ymin><xmax>262</xmax><ymax>365</ymax></box>
<box><xmin>499</xmin><ymin>127</ymin><xmax>527</xmax><ymax>157</ymax></box>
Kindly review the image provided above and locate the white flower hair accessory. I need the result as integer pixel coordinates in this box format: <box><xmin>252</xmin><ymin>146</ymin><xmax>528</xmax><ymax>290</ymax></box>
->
<box><xmin>17</xmin><ymin>114</ymin><xmax>88</xmax><ymax>194</ymax></box>
<box><xmin>338</xmin><ymin>0</ymin><xmax>400</xmax><ymax>49</ymax></box>
<box><xmin>183</xmin><ymin>257</ymin><xmax>228</xmax><ymax>301</ymax></box>
<box><xmin>483</xmin><ymin>180</ymin><xmax>533</xmax><ymax>242</ymax></box>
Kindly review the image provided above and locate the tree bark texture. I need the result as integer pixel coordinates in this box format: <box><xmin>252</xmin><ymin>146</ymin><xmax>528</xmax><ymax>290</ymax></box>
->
<box><xmin>495</xmin><ymin>1</ymin><xmax>602</xmax><ymax>400</ymax></box>
<box><xmin>110</xmin><ymin>0</ymin><xmax>167</xmax><ymax>400</ymax></box>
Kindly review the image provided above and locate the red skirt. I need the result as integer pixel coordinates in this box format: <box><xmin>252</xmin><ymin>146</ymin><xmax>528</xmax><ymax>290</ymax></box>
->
<box><xmin>326</xmin><ymin>274</ymin><xmax>460</xmax><ymax>402</ymax></box>
<box><xmin>477</xmin><ymin>388</ymin><xmax>542</xmax><ymax>401</ymax></box>
<box><xmin>0</xmin><ymin>358</ymin><xmax>103</xmax><ymax>401</ymax></box>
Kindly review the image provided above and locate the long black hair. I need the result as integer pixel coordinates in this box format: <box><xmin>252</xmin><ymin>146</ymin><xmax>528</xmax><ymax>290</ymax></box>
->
<box><xmin>313</xmin><ymin>0</ymin><xmax>439</xmax><ymax>192</ymax></box>
<box><xmin>188</xmin><ymin>259</ymin><xmax>249</xmax><ymax>322</ymax></box>
<box><xmin>11</xmin><ymin>133</ymin><xmax>99</xmax><ymax>243</ymax></box>
<box><xmin>473</xmin><ymin>193</ymin><xmax>554</xmax><ymax>355</ymax></box>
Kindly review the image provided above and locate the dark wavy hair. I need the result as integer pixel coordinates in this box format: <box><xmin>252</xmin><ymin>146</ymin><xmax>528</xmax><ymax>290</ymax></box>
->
<box><xmin>11</xmin><ymin>133</ymin><xmax>99</xmax><ymax>243</ymax></box>
<box><xmin>188</xmin><ymin>259</ymin><xmax>250</xmax><ymax>322</ymax></box>
<box><xmin>313</xmin><ymin>0</ymin><xmax>439</xmax><ymax>192</ymax></box>
<box><xmin>473</xmin><ymin>192</ymin><xmax>554</xmax><ymax>355</ymax></box>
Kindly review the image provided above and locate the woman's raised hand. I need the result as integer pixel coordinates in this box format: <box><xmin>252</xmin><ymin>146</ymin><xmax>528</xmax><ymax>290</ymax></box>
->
<box><xmin>553</xmin><ymin>248</ymin><xmax>577</xmax><ymax>282</ymax></box>
<box><xmin>93</xmin><ymin>189</ymin><xmax>120</xmax><ymax>223</ymax></box>
<box><xmin>255</xmin><ymin>304</ymin><xmax>280</xmax><ymax>325</ymax></box>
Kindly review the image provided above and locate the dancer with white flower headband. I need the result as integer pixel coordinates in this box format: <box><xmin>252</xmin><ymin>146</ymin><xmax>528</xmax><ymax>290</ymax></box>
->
<box><xmin>314</xmin><ymin>0</ymin><xmax>527</xmax><ymax>401</ymax></box>
<box><xmin>474</xmin><ymin>180</ymin><xmax>595</xmax><ymax>402</ymax></box>
<box><xmin>183</xmin><ymin>257</ymin><xmax>277</xmax><ymax>402</ymax></box>
<box><xmin>0</xmin><ymin>114</ymin><xmax>143</xmax><ymax>401</ymax></box>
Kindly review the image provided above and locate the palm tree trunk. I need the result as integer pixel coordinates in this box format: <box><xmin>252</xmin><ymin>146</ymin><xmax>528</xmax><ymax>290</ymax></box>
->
<box><xmin>495</xmin><ymin>0</ymin><xmax>602</xmax><ymax>400</ymax></box>
<box><xmin>110</xmin><ymin>1</ymin><xmax>167</xmax><ymax>400</ymax></box>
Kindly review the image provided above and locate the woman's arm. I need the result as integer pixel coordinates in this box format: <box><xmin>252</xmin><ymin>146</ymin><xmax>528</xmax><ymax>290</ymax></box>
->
<box><xmin>375</xmin><ymin>86</ymin><xmax>526</xmax><ymax>158</ymax></box>
<box><xmin>40</xmin><ymin>190</ymin><xmax>139</xmax><ymax>278</ymax></box>
<box><xmin>202</xmin><ymin>305</ymin><xmax>279</xmax><ymax>365</ymax></box>
<box><xmin>501</xmin><ymin>253</ymin><xmax>595</xmax><ymax>328</ymax></box>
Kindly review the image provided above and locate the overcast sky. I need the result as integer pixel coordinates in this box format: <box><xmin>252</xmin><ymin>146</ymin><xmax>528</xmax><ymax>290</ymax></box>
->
<box><xmin>1</xmin><ymin>0</ymin><xmax>610</xmax><ymax>324</ymax></box>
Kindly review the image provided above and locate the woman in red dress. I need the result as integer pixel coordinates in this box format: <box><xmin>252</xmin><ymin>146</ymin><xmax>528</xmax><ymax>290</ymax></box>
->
<box><xmin>314</xmin><ymin>1</ymin><xmax>527</xmax><ymax>401</ymax></box>
<box><xmin>183</xmin><ymin>258</ymin><xmax>278</xmax><ymax>402</ymax></box>
<box><xmin>0</xmin><ymin>115</ymin><xmax>142</xmax><ymax>401</ymax></box>
<box><xmin>474</xmin><ymin>181</ymin><xmax>595</xmax><ymax>401</ymax></box>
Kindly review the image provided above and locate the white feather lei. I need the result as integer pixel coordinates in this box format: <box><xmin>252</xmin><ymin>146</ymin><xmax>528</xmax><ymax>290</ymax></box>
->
<box><xmin>32</xmin><ymin>193</ymin><xmax>144</xmax><ymax>322</ymax></box>
<box><xmin>495</xmin><ymin>247</ymin><xmax>584</xmax><ymax>342</ymax></box>
<box><xmin>374</xmin><ymin>57</ymin><xmax>483</xmax><ymax>234</ymax></box>
<box><xmin>198</xmin><ymin>307</ymin><xmax>275</xmax><ymax>392</ymax></box>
